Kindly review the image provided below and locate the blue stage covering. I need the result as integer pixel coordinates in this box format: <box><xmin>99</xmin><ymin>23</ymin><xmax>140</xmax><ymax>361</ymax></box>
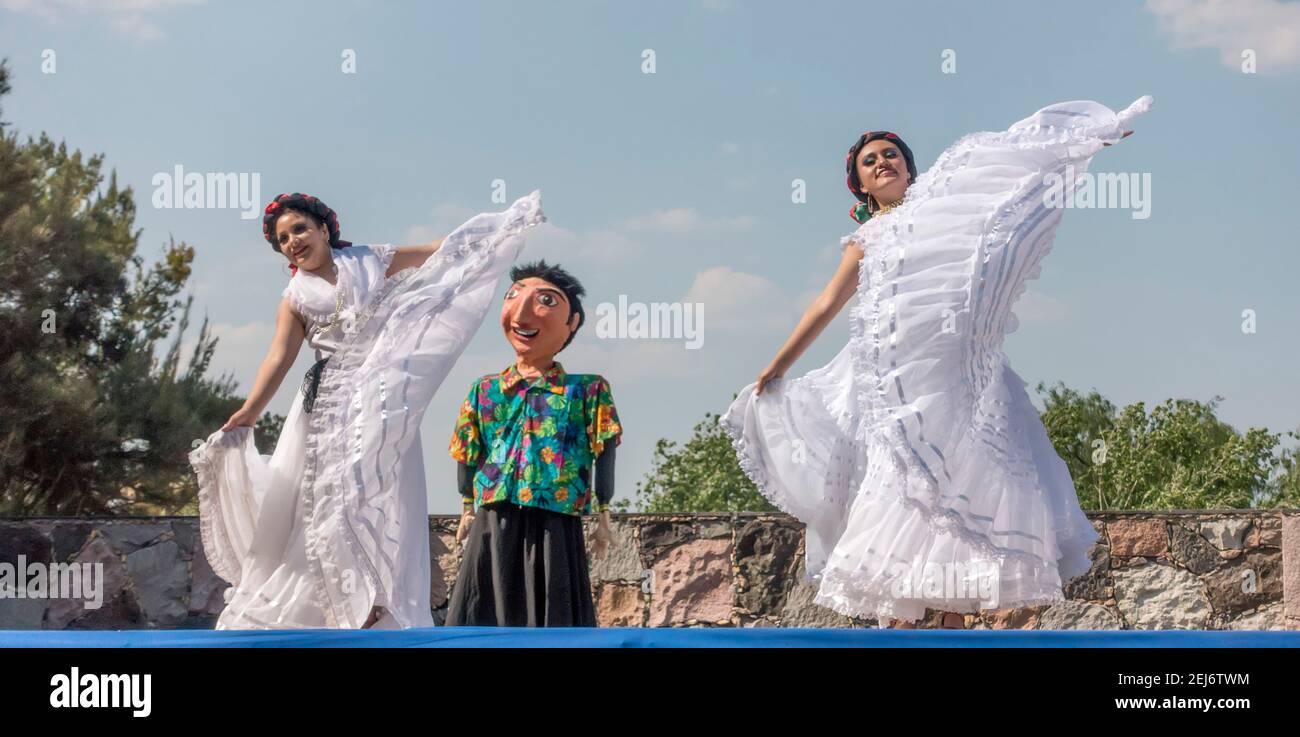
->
<box><xmin>3</xmin><ymin>627</ymin><xmax>1298</xmax><ymax>648</ymax></box>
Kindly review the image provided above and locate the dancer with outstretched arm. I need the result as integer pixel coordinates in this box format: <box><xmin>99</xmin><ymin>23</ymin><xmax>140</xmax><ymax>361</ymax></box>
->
<box><xmin>722</xmin><ymin>98</ymin><xmax>1149</xmax><ymax>628</ymax></box>
<box><xmin>189</xmin><ymin>191</ymin><xmax>545</xmax><ymax>629</ymax></box>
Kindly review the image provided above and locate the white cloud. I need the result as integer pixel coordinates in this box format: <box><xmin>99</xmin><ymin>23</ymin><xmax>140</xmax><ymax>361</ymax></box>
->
<box><xmin>402</xmin><ymin>201</ymin><xmax>478</xmax><ymax>244</ymax></box>
<box><xmin>562</xmin><ymin>339</ymin><xmax>698</xmax><ymax>382</ymax></box>
<box><xmin>181</xmin><ymin>319</ymin><xmax>274</xmax><ymax>392</ymax></box>
<box><xmin>1014</xmin><ymin>289</ymin><xmax>1069</xmax><ymax>327</ymax></box>
<box><xmin>107</xmin><ymin>13</ymin><xmax>164</xmax><ymax>40</ymax></box>
<box><xmin>681</xmin><ymin>265</ymin><xmax>797</xmax><ymax>333</ymax></box>
<box><xmin>525</xmin><ymin>222</ymin><xmax>643</xmax><ymax>264</ymax></box>
<box><xmin>2</xmin><ymin>0</ymin><xmax>201</xmax><ymax>11</ymax></box>
<box><xmin>0</xmin><ymin>0</ymin><xmax>52</xmax><ymax>18</ymax></box>
<box><xmin>406</xmin><ymin>207</ymin><xmax>644</xmax><ymax>265</ymax></box>
<box><xmin>1145</xmin><ymin>0</ymin><xmax>1300</xmax><ymax>70</ymax></box>
<box><xmin>1</xmin><ymin>0</ymin><xmax>202</xmax><ymax>40</ymax></box>
<box><xmin>621</xmin><ymin>207</ymin><xmax>754</xmax><ymax>233</ymax></box>
<box><xmin>403</xmin><ymin>201</ymin><xmax>757</xmax><ymax>265</ymax></box>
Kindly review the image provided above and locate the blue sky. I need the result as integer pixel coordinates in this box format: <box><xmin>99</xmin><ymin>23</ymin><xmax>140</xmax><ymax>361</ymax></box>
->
<box><xmin>2</xmin><ymin>0</ymin><xmax>1298</xmax><ymax>512</ymax></box>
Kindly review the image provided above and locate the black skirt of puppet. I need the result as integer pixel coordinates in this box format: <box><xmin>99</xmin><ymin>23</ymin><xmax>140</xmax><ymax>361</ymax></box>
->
<box><xmin>446</xmin><ymin>501</ymin><xmax>596</xmax><ymax>627</ymax></box>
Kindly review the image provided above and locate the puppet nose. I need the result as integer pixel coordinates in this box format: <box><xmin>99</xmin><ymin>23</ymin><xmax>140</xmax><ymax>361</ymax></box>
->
<box><xmin>507</xmin><ymin>297</ymin><xmax>534</xmax><ymax>324</ymax></box>
<box><xmin>523</xmin><ymin>294</ymin><xmax>547</xmax><ymax>317</ymax></box>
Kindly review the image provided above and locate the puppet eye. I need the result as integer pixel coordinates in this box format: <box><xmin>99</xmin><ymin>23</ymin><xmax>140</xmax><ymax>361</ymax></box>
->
<box><xmin>505</xmin><ymin>287</ymin><xmax>520</xmax><ymax>299</ymax></box>
<box><xmin>539</xmin><ymin>293</ymin><xmax>558</xmax><ymax>307</ymax></box>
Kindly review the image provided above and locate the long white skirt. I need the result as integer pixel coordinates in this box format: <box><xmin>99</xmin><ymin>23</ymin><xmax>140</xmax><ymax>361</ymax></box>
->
<box><xmin>192</xmin><ymin>397</ymin><xmax>430</xmax><ymax>629</ymax></box>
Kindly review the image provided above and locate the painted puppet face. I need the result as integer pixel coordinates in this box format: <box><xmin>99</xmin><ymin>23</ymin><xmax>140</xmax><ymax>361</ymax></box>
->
<box><xmin>274</xmin><ymin>210</ymin><xmax>333</xmax><ymax>273</ymax></box>
<box><xmin>500</xmin><ymin>277</ymin><xmax>580</xmax><ymax>362</ymax></box>
<box><xmin>856</xmin><ymin>139</ymin><xmax>911</xmax><ymax>206</ymax></box>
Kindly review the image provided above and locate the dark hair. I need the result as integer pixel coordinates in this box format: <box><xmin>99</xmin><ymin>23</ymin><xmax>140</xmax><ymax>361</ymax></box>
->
<box><xmin>508</xmin><ymin>260</ymin><xmax>586</xmax><ymax>351</ymax></box>
<box><xmin>844</xmin><ymin>131</ymin><xmax>918</xmax><ymax>222</ymax></box>
<box><xmin>261</xmin><ymin>192</ymin><xmax>350</xmax><ymax>273</ymax></box>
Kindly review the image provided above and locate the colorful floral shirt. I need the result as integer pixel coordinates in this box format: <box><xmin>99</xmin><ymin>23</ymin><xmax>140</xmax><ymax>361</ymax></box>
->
<box><xmin>448</xmin><ymin>362</ymin><xmax>622</xmax><ymax>516</ymax></box>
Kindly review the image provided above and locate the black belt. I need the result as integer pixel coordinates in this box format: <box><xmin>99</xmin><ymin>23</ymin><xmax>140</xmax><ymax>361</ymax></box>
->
<box><xmin>301</xmin><ymin>358</ymin><xmax>328</xmax><ymax>413</ymax></box>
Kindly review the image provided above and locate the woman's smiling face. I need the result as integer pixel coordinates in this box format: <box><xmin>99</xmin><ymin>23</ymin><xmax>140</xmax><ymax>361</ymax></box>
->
<box><xmin>274</xmin><ymin>210</ymin><xmax>332</xmax><ymax>272</ymax></box>
<box><xmin>856</xmin><ymin>139</ymin><xmax>911</xmax><ymax>206</ymax></box>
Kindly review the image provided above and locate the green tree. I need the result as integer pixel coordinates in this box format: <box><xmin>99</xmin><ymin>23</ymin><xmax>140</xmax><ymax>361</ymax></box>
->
<box><xmin>628</xmin><ymin>410</ymin><xmax>775</xmax><ymax>513</ymax></box>
<box><xmin>1268</xmin><ymin>430</ymin><xmax>1300</xmax><ymax>507</ymax></box>
<box><xmin>0</xmin><ymin>61</ymin><xmax>280</xmax><ymax>515</ymax></box>
<box><xmin>1037</xmin><ymin>382</ymin><xmax>1297</xmax><ymax>510</ymax></box>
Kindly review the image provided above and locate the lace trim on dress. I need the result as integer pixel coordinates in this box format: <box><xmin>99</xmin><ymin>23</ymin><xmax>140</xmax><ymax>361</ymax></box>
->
<box><xmin>281</xmin><ymin>279</ymin><xmax>333</xmax><ymax>327</ymax></box>
<box><xmin>189</xmin><ymin>428</ymin><xmax>247</xmax><ymax>585</ymax></box>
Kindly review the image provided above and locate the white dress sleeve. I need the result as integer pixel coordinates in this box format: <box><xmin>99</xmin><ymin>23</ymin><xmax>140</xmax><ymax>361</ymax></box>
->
<box><xmin>329</xmin><ymin>244</ymin><xmax>397</xmax><ymax>317</ymax></box>
<box><xmin>281</xmin><ymin>276</ymin><xmax>328</xmax><ymax>326</ymax></box>
<box><xmin>353</xmin><ymin>243</ymin><xmax>397</xmax><ymax>294</ymax></box>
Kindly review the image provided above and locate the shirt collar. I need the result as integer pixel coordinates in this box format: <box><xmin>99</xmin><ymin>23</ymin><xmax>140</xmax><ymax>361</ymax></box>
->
<box><xmin>499</xmin><ymin>361</ymin><xmax>567</xmax><ymax>395</ymax></box>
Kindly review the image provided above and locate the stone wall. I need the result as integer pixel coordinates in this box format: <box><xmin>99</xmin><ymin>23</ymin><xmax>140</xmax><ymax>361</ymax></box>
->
<box><xmin>2</xmin><ymin>511</ymin><xmax>1297</xmax><ymax>630</ymax></box>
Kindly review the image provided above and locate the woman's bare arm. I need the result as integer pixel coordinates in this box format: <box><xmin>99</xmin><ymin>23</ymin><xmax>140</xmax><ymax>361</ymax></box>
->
<box><xmin>755</xmin><ymin>242</ymin><xmax>864</xmax><ymax>395</ymax></box>
<box><xmin>385</xmin><ymin>238</ymin><xmax>444</xmax><ymax>278</ymax></box>
<box><xmin>220</xmin><ymin>298</ymin><xmax>307</xmax><ymax>430</ymax></box>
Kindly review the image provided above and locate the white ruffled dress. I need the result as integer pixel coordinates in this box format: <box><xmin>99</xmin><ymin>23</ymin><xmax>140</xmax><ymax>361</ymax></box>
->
<box><xmin>189</xmin><ymin>192</ymin><xmax>545</xmax><ymax>629</ymax></box>
<box><xmin>722</xmin><ymin>99</ymin><xmax>1152</xmax><ymax>623</ymax></box>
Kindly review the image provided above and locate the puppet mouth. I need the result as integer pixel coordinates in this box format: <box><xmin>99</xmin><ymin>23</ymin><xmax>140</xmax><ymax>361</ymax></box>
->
<box><xmin>512</xmin><ymin>326</ymin><xmax>539</xmax><ymax>339</ymax></box>
<box><xmin>291</xmin><ymin>243</ymin><xmax>309</xmax><ymax>259</ymax></box>
<box><xmin>876</xmin><ymin>168</ymin><xmax>897</xmax><ymax>180</ymax></box>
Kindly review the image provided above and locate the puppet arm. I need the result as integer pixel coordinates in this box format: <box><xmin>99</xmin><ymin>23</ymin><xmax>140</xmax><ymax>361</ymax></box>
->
<box><xmin>455</xmin><ymin>461</ymin><xmax>476</xmax><ymax>544</ymax></box>
<box><xmin>457</xmin><ymin>461</ymin><xmax>475</xmax><ymax>501</ymax></box>
<box><xmin>589</xmin><ymin>445</ymin><xmax>617</xmax><ymax>559</ymax></box>
<box><xmin>593</xmin><ymin>444</ymin><xmax>617</xmax><ymax>507</ymax></box>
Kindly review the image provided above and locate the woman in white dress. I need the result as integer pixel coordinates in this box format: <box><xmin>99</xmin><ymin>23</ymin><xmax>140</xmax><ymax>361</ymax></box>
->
<box><xmin>721</xmin><ymin>98</ymin><xmax>1150</xmax><ymax>627</ymax></box>
<box><xmin>189</xmin><ymin>190</ymin><xmax>544</xmax><ymax>629</ymax></box>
